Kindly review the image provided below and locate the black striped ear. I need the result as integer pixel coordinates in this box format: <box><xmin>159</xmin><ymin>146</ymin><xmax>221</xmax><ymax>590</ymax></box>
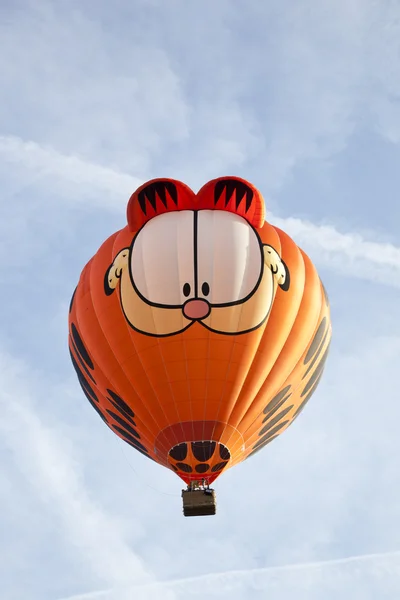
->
<box><xmin>196</xmin><ymin>176</ymin><xmax>265</xmax><ymax>228</ymax></box>
<box><xmin>137</xmin><ymin>180</ymin><xmax>178</xmax><ymax>215</ymax></box>
<box><xmin>214</xmin><ymin>179</ymin><xmax>254</xmax><ymax>212</ymax></box>
<box><xmin>127</xmin><ymin>178</ymin><xmax>195</xmax><ymax>231</ymax></box>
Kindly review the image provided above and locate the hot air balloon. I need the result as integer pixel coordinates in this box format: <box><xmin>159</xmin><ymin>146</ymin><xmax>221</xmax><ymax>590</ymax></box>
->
<box><xmin>68</xmin><ymin>176</ymin><xmax>331</xmax><ymax>516</ymax></box>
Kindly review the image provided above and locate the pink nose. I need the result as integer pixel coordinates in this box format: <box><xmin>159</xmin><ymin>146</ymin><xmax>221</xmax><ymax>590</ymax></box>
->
<box><xmin>183</xmin><ymin>299</ymin><xmax>210</xmax><ymax>320</ymax></box>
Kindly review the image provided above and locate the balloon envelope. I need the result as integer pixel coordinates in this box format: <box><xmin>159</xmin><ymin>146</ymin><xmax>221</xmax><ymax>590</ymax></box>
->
<box><xmin>68</xmin><ymin>177</ymin><xmax>331</xmax><ymax>485</ymax></box>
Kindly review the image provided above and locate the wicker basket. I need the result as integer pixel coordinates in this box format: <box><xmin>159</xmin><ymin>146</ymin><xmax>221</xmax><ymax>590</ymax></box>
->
<box><xmin>181</xmin><ymin>489</ymin><xmax>217</xmax><ymax>517</ymax></box>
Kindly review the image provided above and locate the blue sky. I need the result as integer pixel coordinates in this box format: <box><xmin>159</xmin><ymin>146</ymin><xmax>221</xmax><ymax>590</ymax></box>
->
<box><xmin>1</xmin><ymin>1</ymin><xmax>400</xmax><ymax>599</ymax></box>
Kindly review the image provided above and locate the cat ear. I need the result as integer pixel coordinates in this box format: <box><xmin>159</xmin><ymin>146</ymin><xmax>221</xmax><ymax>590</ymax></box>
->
<box><xmin>127</xmin><ymin>179</ymin><xmax>196</xmax><ymax>232</ymax></box>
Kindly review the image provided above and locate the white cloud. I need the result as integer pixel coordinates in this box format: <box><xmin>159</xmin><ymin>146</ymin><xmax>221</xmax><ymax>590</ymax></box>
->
<box><xmin>0</xmin><ymin>351</ymin><xmax>154</xmax><ymax>592</ymax></box>
<box><xmin>3</xmin><ymin>325</ymin><xmax>400</xmax><ymax>599</ymax></box>
<box><xmin>2</xmin><ymin>1</ymin><xmax>400</xmax><ymax>599</ymax></box>
<box><xmin>1</xmin><ymin>133</ymin><xmax>400</xmax><ymax>289</ymax></box>
<box><xmin>271</xmin><ymin>215</ymin><xmax>400</xmax><ymax>287</ymax></box>
<box><xmin>0</xmin><ymin>134</ymin><xmax>141</xmax><ymax>206</ymax></box>
<box><xmin>0</xmin><ymin>2</ymin><xmax>190</xmax><ymax>173</ymax></box>
<box><xmin>57</xmin><ymin>550</ymin><xmax>400</xmax><ymax>600</ymax></box>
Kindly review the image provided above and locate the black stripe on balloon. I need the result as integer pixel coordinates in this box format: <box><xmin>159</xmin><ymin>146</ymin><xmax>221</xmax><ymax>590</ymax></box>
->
<box><xmin>253</xmin><ymin>420</ymin><xmax>290</xmax><ymax>451</ymax></box>
<box><xmin>195</xmin><ymin>464</ymin><xmax>210</xmax><ymax>474</ymax></box>
<box><xmin>106</xmin><ymin>389</ymin><xmax>135</xmax><ymax>418</ymax></box>
<box><xmin>263</xmin><ymin>385</ymin><xmax>291</xmax><ymax>414</ymax></box>
<box><xmin>262</xmin><ymin>394</ymin><xmax>291</xmax><ymax>424</ymax></box>
<box><xmin>111</xmin><ymin>425</ymin><xmax>148</xmax><ymax>454</ymax></box>
<box><xmin>211</xmin><ymin>461</ymin><xmax>228</xmax><ymax>473</ymax></box>
<box><xmin>293</xmin><ymin>371</ymin><xmax>324</xmax><ymax>419</ymax></box>
<box><xmin>176</xmin><ymin>462</ymin><xmax>192</xmax><ymax>473</ymax></box>
<box><xmin>70</xmin><ymin>323</ymin><xmax>94</xmax><ymax>370</ymax></box>
<box><xmin>71</xmin><ymin>368</ymin><xmax>107</xmax><ymax>423</ymax></box>
<box><xmin>69</xmin><ymin>341</ymin><xmax>96</xmax><ymax>384</ymax></box>
<box><xmin>169</xmin><ymin>443</ymin><xmax>188</xmax><ymax>461</ymax></box>
<box><xmin>249</xmin><ymin>434</ymin><xmax>280</xmax><ymax>456</ymax></box>
<box><xmin>122</xmin><ymin>437</ymin><xmax>150</xmax><ymax>458</ymax></box>
<box><xmin>82</xmin><ymin>387</ymin><xmax>108</xmax><ymax>423</ymax></box>
<box><xmin>219</xmin><ymin>444</ymin><xmax>231</xmax><ymax>460</ymax></box>
<box><xmin>304</xmin><ymin>317</ymin><xmax>327</xmax><ymax>365</ymax></box>
<box><xmin>69</xmin><ymin>287</ymin><xmax>77</xmax><ymax>313</ymax></box>
<box><xmin>259</xmin><ymin>406</ymin><xmax>294</xmax><ymax>437</ymax></box>
<box><xmin>301</xmin><ymin>346</ymin><xmax>329</xmax><ymax>398</ymax></box>
<box><xmin>321</xmin><ymin>282</ymin><xmax>330</xmax><ymax>307</ymax></box>
<box><xmin>70</xmin><ymin>350</ymin><xmax>98</xmax><ymax>402</ymax></box>
<box><xmin>107</xmin><ymin>396</ymin><xmax>136</xmax><ymax>426</ymax></box>
<box><xmin>191</xmin><ymin>441</ymin><xmax>216</xmax><ymax>462</ymax></box>
<box><xmin>302</xmin><ymin>329</ymin><xmax>329</xmax><ymax>380</ymax></box>
<box><xmin>106</xmin><ymin>410</ymin><xmax>140</xmax><ymax>438</ymax></box>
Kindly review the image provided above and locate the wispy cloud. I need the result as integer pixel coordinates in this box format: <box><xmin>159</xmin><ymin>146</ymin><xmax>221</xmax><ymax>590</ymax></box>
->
<box><xmin>272</xmin><ymin>215</ymin><xmax>400</xmax><ymax>288</ymax></box>
<box><xmin>2</xmin><ymin>133</ymin><xmax>400</xmax><ymax>288</ymax></box>
<box><xmin>57</xmin><ymin>549</ymin><xmax>400</xmax><ymax>600</ymax></box>
<box><xmin>2</xmin><ymin>1</ymin><xmax>400</xmax><ymax>599</ymax></box>
<box><xmin>0</xmin><ymin>350</ymin><xmax>153</xmax><ymax>593</ymax></box>
<box><xmin>0</xmin><ymin>1</ymin><xmax>191</xmax><ymax>173</ymax></box>
<box><xmin>0</xmin><ymin>134</ymin><xmax>141</xmax><ymax>207</ymax></box>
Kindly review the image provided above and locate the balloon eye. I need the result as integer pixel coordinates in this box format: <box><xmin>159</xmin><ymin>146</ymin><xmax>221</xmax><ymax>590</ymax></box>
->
<box><xmin>201</xmin><ymin>282</ymin><xmax>210</xmax><ymax>296</ymax></box>
<box><xmin>183</xmin><ymin>283</ymin><xmax>191</xmax><ymax>297</ymax></box>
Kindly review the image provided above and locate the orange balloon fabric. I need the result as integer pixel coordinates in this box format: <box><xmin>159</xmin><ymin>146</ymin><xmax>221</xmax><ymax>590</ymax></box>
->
<box><xmin>68</xmin><ymin>177</ymin><xmax>331</xmax><ymax>485</ymax></box>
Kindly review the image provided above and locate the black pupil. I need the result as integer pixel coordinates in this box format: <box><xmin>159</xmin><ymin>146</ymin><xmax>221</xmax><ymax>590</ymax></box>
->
<box><xmin>202</xmin><ymin>282</ymin><xmax>210</xmax><ymax>296</ymax></box>
<box><xmin>183</xmin><ymin>283</ymin><xmax>191</xmax><ymax>297</ymax></box>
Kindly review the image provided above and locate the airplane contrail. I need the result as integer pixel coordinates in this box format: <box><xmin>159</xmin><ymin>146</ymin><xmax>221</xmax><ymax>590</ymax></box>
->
<box><xmin>2</xmin><ymin>134</ymin><xmax>400</xmax><ymax>288</ymax></box>
<box><xmin>58</xmin><ymin>548</ymin><xmax>400</xmax><ymax>600</ymax></box>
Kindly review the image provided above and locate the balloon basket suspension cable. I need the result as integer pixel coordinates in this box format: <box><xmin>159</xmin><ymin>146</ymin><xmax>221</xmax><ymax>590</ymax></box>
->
<box><xmin>181</xmin><ymin>479</ymin><xmax>217</xmax><ymax>517</ymax></box>
<box><xmin>120</xmin><ymin>445</ymin><xmax>180</xmax><ymax>498</ymax></box>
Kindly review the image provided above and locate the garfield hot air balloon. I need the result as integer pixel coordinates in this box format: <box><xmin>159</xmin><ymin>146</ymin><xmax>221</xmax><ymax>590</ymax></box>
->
<box><xmin>68</xmin><ymin>176</ymin><xmax>331</xmax><ymax>516</ymax></box>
